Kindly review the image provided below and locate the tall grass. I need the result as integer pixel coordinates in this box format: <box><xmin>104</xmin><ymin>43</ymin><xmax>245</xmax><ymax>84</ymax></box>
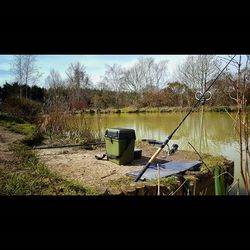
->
<box><xmin>39</xmin><ymin>112</ymin><xmax>103</xmax><ymax>144</ymax></box>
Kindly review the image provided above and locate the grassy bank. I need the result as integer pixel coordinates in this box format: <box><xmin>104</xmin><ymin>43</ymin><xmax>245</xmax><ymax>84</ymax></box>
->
<box><xmin>0</xmin><ymin>112</ymin><xmax>35</xmax><ymax>136</ymax></box>
<box><xmin>80</xmin><ymin>105</ymin><xmax>239</xmax><ymax>114</ymax></box>
<box><xmin>0</xmin><ymin>113</ymin><xmax>97</xmax><ymax>195</ymax></box>
<box><xmin>0</xmin><ymin>144</ymin><xmax>97</xmax><ymax>195</ymax></box>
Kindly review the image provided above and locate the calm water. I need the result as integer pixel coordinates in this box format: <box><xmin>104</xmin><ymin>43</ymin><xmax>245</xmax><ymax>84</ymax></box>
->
<box><xmin>83</xmin><ymin>112</ymin><xmax>249</xmax><ymax>194</ymax></box>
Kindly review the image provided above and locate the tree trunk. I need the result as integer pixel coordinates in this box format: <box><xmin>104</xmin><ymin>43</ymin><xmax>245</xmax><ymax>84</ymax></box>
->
<box><xmin>19</xmin><ymin>85</ymin><xmax>22</xmax><ymax>98</ymax></box>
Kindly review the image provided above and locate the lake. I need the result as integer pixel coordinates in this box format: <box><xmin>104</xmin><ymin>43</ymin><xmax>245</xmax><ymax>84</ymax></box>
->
<box><xmin>83</xmin><ymin>112</ymin><xmax>248</xmax><ymax>194</ymax></box>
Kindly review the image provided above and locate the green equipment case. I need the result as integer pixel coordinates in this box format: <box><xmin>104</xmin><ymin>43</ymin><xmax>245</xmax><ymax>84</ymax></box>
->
<box><xmin>104</xmin><ymin>128</ymin><xmax>136</xmax><ymax>165</ymax></box>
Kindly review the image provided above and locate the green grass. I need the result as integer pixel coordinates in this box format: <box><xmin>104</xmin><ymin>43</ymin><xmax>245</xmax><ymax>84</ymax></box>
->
<box><xmin>0</xmin><ymin>170</ymin><xmax>97</xmax><ymax>195</ymax></box>
<box><xmin>0</xmin><ymin>112</ymin><xmax>44</xmax><ymax>146</ymax></box>
<box><xmin>202</xmin><ymin>155</ymin><xmax>225</xmax><ymax>170</ymax></box>
<box><xmin>0</xmin><ymin>143</ymin><xmax>97</xmax><ymax>195</ymax></box>
<box><xmin>0</xmin><ymin>112</ymin><xmax>97</xmax><ymax>195</ymax></box>
<box><xmin>0</xmin><ymin>112</ymin><xmax>35</xmax><ymax>136</ymax></box>
<box><xmin>151</xmin><ymin>175</ymin><xmax>180</xmax><ymax>188</ymax></box>
<box><xmin>107</xmin><ymin>176</ymin><xmax>135</xmax><ymax>189</ymax></box>
<box><xmin>207</xmin><ymin>106</ymin><xmax>238</xmax><ymax>112</ymax></box>
<box><xmin>9</xmin><ymin>123</ymin><xmax>35</xmax><ymax>136</ymax></box>
<box><xmin>0</xmin><ymin>113</ymin><xmax>25</xmax><ymax>124</ymax></box>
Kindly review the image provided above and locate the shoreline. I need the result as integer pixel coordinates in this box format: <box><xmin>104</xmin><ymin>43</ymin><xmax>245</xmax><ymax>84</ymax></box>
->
<box><xmin>76</xmin><ymin>105</ymin><xmax>239</xmax><ymax>114</ymax></box>
<box><xmin>0</xmin><ymin>114</ymin><xmax>236</xmax><ymax>196</ymax></box>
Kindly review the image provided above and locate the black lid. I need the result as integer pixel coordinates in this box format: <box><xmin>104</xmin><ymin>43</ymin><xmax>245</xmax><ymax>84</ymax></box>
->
<box><xmin>105</xmin><ymin>128</ymin><xmax>136</xmax><ymax>140</ymax></box>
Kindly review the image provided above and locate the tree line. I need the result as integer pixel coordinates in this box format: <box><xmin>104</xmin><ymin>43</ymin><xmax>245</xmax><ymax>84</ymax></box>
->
<box><xmin>1</xmin><ymin>55</ymin><xmax>250</xmax><ymax>113</ymax></box>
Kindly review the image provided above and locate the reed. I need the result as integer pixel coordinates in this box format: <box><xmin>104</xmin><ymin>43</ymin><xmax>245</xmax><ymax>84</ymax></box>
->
<box><xmin>39</xmin><ymin>111</ymin><xmax>103</xmax><ymax>144</ymax></box>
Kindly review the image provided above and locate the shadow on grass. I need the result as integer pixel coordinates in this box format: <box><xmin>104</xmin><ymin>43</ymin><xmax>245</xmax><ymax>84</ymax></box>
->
<box><xmin>0</xmin><ymin>113</ymin><xmax>25</xmax><ymax>124</ymax></box>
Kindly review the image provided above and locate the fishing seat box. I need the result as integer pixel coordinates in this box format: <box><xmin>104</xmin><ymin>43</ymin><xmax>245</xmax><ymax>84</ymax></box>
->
<box><xmin>104</xmin><ymin>128</ymin><xmax>136</xmax><ymax>165</ymax></box>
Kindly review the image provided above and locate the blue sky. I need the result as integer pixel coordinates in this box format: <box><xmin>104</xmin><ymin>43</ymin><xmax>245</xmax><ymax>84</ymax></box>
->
<box><xmin>0</xmin><ymin>55</ymin><xmax>245</xmax><ymax>87</ymax></box>
<box><xmin>0</xmin><ymin>55</ymin><xmax>188</xmax><ymax>87</ymax></box>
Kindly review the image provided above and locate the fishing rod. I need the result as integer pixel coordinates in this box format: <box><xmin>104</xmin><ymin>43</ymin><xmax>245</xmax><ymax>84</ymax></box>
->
<box><xmin>134</xmin><ymin>55</ymin><xmax>236</xmax><ymax>182</ymax></box>
<box><xmin>33</xmin><ymin>141</ymin><xmax>105</xmax><ymax>150</ymax></box>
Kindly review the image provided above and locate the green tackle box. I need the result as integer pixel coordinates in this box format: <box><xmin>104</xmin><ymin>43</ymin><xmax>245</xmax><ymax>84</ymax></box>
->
<box><xmin>104</xmin><ymin>128</ymin><xmax>136</xmax><ymax>165</ymax></box>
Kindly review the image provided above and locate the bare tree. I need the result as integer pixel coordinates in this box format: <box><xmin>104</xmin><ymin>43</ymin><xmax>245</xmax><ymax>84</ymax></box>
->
<box><xmin>44</xmin><ymin>69</ymin><xmax>68</xmax><ymax>114</ymax></box>
<box><xmin>102</xmin><ymin>64</ymin><xmax>124</xmax><ymax>92</ymax></box>
<box><xmin>66</xmin><ymin>62</ymin><xmax>90</xmax><ymax>89</ymax></box>
<box><xmin>177</xmin><ymin>55</ymin><xmax>221</xmax><ymax>92</ymax></box>
<box><xmin>11</xmin><ymin>55</ymin><xmax>25</xmax><ymax>98</ymax></box>
<box><xmin>122</xmin><ymin>57</ymin><xmax>168</xmax><ymax>93</ymax></box>
<box><xmin>123</xmin><ymin>64</ymin><xmax>144</xmax><ymax>93</ymax></box>
<box><xmin>142</xmin><ymin>57</ymin><xmax>168</xmax><ymax>90</ymax></box>
<box><xmin>11</xmin><ymin>55</ymin><xmax>42</xmax><ymax>99</ymax></box>
<box><xmin>101</xmin><ymin>64</ymin><xmax>125</xmax><ymax>107</ymax></box>
<box><xmin>223</xmin><ymin>55</ymin><xmax>250</xmax><ymax>195</ymax></box>
<box><xmin>45</xmin><ymin>69</ymin><xmax>65</xmax><ymax>90</ymax></box>
<box><xmin>97</xmin><ymin>80</ymin><xmax>111</xmax><ymax>91</ymax></box>
<box><xmin>65</xmin><ymin>62</ymin><xmax>91</xmax><ymax>111</ymax></box>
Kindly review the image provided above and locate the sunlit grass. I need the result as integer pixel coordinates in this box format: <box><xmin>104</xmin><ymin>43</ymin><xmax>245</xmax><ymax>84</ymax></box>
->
<box><xmin>0</xmin><ymin>142</ymin><xmax>97</xmax><ymax>195</ymax></box>
<box><xmin>0</xmin><ymin>112</ymin><xmax>35</xmax><ymax>136</ymax></box>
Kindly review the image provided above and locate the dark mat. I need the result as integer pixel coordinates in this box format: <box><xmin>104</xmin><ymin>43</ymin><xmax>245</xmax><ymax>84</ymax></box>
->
<box><xmin>126</xmin><ymin>160</ymin><xmax>202</xmax><ymax>180</ymax></box>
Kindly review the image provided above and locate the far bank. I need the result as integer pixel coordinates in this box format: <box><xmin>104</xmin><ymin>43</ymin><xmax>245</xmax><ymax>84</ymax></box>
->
<box><xmin>79</xmin><ymin>105</ymin><xmax>241</xmax><ymax>114</ymax></box>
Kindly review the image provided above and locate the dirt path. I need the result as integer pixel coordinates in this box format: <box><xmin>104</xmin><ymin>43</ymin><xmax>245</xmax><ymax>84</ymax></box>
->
<box><xmin>0</xmin><ymin>126</ymin><xmax>24</xmax><ymax>172</ymax></box>
<box><xmin>37</xmin><ymin>144</ymin><xmax>198</xmax><ymax>193</ymax></box>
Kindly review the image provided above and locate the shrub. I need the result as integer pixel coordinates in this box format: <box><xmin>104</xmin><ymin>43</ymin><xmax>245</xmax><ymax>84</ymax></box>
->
<box><xmin>3</xmin><ymin>97</ymin><xmax>42</xmax><ymax>123</ymax></box>
<box><xmin>211</xmin><ymin>106</ymin><xmax>232</xmax><ymax>112</ymax></box>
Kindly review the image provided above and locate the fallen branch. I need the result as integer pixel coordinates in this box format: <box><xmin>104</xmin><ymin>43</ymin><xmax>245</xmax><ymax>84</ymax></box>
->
<box><xmin>101</xmin><ymin>170</ymin><xmax>116</xmax><ymax>179</ymax></box>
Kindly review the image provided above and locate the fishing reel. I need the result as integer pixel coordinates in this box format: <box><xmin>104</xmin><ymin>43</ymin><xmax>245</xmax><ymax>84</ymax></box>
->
<box><xmin>166</xmin><ymin>143</ymin><xmax>179</xmax><ymax>156</ymax></box>
<box><xmin>142</xmin><ymin>139</ymin><xmax>179</xmax><ymax>156</ymax></box>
